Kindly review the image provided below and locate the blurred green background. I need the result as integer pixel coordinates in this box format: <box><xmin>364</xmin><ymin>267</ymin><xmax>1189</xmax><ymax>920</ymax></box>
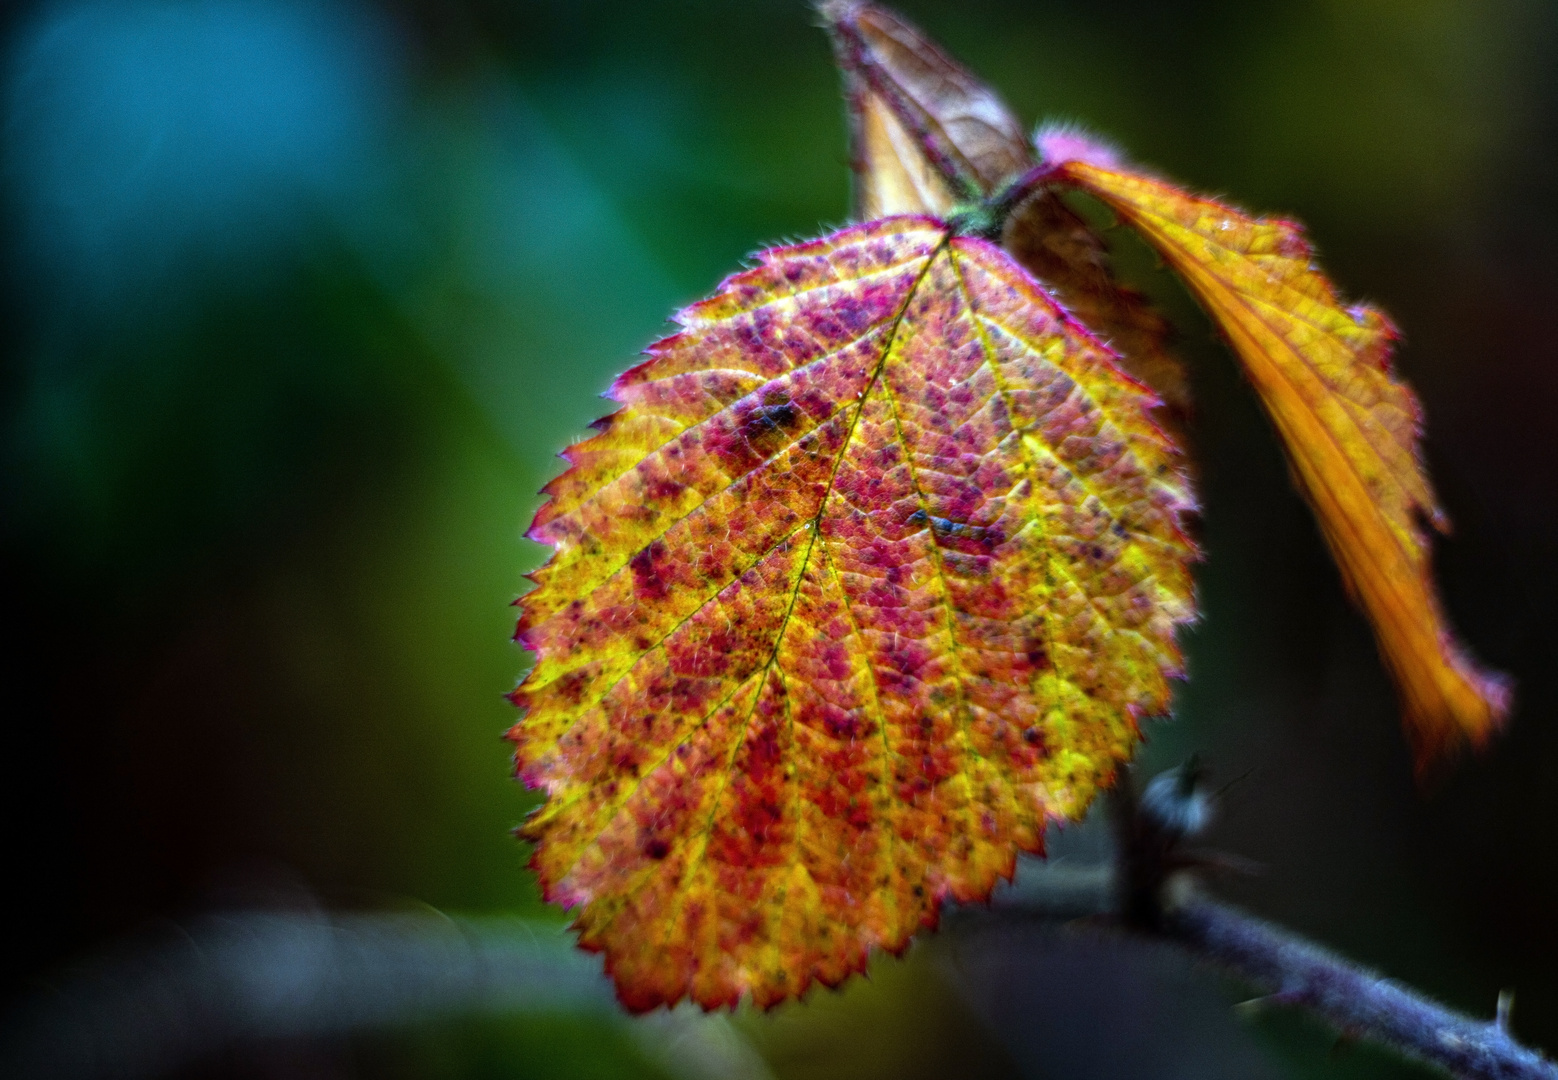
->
<box><xmin>3</xmin><ymin>0</ymin><xmax>1556</xmax><ymax>1077</ymax></box>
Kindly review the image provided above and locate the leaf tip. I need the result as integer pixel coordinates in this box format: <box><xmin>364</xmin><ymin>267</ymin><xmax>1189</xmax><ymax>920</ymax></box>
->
<box><xmin>1479</xmin><ymin>671</ymin><xmax>1516</xmax><ymax>732</ymax></box>
<box><xmin>815</xmin><ymin>0</ymin><xmax>861</xmax><ymax>26</ymax></box>
<box><xmin>1401</xmin><ymin>642</ymin><xmax>1514</xmax><ymax>776</ymax></box>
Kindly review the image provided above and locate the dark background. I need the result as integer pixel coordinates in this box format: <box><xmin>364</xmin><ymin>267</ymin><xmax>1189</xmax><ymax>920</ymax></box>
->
<box><xmin>3</xmin><ymin>0</ymin><xmax>1556</xmax><ymax>1077</ymax></box>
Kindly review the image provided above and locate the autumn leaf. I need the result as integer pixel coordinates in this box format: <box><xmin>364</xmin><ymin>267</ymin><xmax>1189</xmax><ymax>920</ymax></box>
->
<box><xmin>823</xmin><ymin>1</ymin><xmax>1504</xmax><ymax>763</ymax></box>
<box><xmin>824</xmin><ymin>1</ymin><xmax>1190</xmax><ymax>424</ymax></box>
<box><xmin>509</xmin><ymin>216</ymin><xmax>1196</xmax><ymax>1010</ymax></box>
<box><xmin>1047</xmin><ymin>146</ymin><xmax>1512</xmax><ymax>764</ymax></box>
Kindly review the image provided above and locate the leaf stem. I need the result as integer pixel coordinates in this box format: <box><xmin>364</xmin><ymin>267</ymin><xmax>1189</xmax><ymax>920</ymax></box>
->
<box><xmin>946</xmin><ymin>163</ymin><xmax>1061</xmax><ymax>240</ymax></box>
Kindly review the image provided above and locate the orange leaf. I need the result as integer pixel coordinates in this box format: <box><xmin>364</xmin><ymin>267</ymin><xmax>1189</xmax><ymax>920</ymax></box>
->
<box><xmin>510</xmin><ymin>217</ymin><xmax>1196</xmax><ymax>1010</ymax></box>
<box><xmin>824</xmin><ymin>2</ymin><xmax>1190</xmax><ymax>426</ymax></box>
<box><xmin>1052</xmin><ymin>154</ymin><xmax>1511</xmax><ymax>764</ymax></box>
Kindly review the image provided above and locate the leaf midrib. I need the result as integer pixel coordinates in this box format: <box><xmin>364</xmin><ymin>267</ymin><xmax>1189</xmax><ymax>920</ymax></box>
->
<box><xmin>566</xmin><ymin>236</ymin><xmax>951</xmax><ymax>936</ymax></box>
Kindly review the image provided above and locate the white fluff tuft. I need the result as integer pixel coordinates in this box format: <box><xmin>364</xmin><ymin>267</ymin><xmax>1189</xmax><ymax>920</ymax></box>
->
<box><xmin>1034</xmin><ymin>122</ymin><xmax>1124</xmax><ymax>169</ymax></box>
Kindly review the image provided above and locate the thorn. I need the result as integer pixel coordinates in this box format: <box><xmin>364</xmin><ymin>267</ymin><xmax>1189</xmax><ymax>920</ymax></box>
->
<box><xmin>1165</xmin><ymin>847</ymin><xmax>1264</xmax><ymax>878</ymax></box>
<box><xmin>1233</xmin><ymin>995</ymin><xmax>1273</xmax><ymax>1019</ymax></box>
<box><xmin>1496</xmin><ymin>989</ymin><xmax>1515</xmax><ymax>1034</ymax></box>
<box><xmin>1233</xmin><ymin>989</ymin><xmax>1303</xmax><ymax>1020</ymax></box>
<box><xmin>1211</xmin><ymin>767</ymin><xmax>1255</xmax><ymax>804</ymax></box>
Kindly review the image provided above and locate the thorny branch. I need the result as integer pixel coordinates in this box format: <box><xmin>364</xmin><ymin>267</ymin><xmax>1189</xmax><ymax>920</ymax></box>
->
<box><xmin>4</xmin><ymin>767</ymin><xmax>1552</xmax><ymax>1080</ymax></box>
<box><xmin>989</xmin><ymin>767</ymin><xmax>1558</xmax><ymax>1080</ymax></box>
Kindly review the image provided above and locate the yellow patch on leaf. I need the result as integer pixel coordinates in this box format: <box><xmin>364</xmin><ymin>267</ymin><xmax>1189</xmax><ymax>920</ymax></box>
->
<box><xmin>510</xmin><ymin>217</ymin><xmax>1196</xmax><ymax>1010</ymax></box>
<box><xmin>849</xmin><ymin>83</ymin><xmax>959</xmax><ymax>219</ymax></box>
<box><xmin>1054</xmin><ymin>158</ymin><xmax>1511</xmax><ymax>764</ymax></box>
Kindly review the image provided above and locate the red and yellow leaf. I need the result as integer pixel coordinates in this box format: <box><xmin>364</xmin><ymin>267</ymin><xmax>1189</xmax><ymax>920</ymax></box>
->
<box><xmin>1052</xmin><ymin>155</ymin><xmax>1511</xmax><ymax>764</ymax></box>
<box><xmin>509</xmin><ymin>217</ymin><xmax>1196</xmax><ymax>1010</ymax></box>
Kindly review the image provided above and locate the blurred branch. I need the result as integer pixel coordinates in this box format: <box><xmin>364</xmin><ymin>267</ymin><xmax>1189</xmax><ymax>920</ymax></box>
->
<box><xmin>987</xmin><ymin>862</ymin><xmax>1116</xmax><ymax>918</ymax></box>
<box><xmin>0</xmin><ymin>911</ymin><xmax>770</xmax><ymax>1080</ymax></box>
<box><xmin>5</xmin><ymin>768</ymin><xmax>1552</xmax><ymax>1080</ymax></box>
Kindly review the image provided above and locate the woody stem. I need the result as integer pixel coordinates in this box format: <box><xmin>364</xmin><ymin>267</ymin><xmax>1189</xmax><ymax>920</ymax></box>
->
<box><xmin>983</xmin><ymin>774</ymin><xmax>1558</xmax><ymax>1080</ymax></box>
